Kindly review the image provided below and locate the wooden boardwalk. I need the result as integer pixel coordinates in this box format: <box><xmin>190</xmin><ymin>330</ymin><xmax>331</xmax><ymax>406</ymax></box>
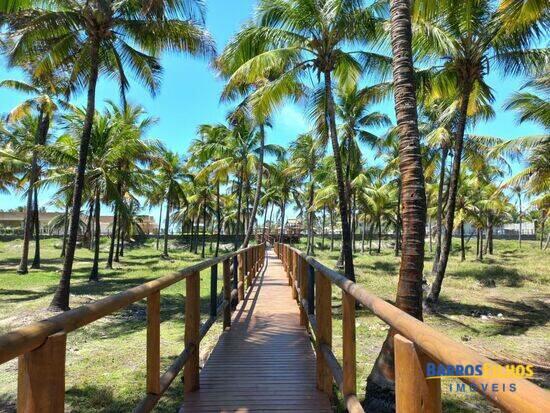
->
<box><xmin>180</xmin><ymin>249</ymin><xmax>332</xmax><ymax>412</ymax></box>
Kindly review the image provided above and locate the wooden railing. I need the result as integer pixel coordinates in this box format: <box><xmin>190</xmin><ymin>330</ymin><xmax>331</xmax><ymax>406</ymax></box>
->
<box><xmin>275</xmin><ymin>242</ymin><xmax>550</xmax><ymax>413</ymax></box>
<box><xmin>0</xmin><ymin>243</ymin><xmax>266</xmax><ymax>413</ymax></box>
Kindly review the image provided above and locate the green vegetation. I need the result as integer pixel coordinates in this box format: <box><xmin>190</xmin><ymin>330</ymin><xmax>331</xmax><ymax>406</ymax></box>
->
<box><xmin>0</xmin><ymin>0</ymin><xmax>548</xmax><ymax>411</ymax></box>
<box><xmin>0</xmin><ymin>238</ymin><xmax>227</xmax><ymax>412</ymax></box>
<box><xmin>302</xmin><ymin>239</ymin><xmax>549</xmax><ymax>412</ymax></box>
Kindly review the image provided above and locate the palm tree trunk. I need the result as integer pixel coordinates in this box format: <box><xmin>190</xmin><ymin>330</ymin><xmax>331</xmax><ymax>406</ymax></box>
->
<box><xmin>193</xmin><ymin>213</ymin><xmax>200</xmax><ymax>254</ymax></box>
<box><xmin>61</xmin><ymin>202</ymin><xmax>69</xmax><ymax>258</ymax></box>
<box><xmin>242</xmin><ymin>124</ymin><xmax>265</xmax><ymax>247</ymax></box>
<box><xmin>321</xmin><ymin>207</ymin><xmax>326</xmax><ymax>250</ymax></box>
<box><xmin>201</xmin><ymin>204</ymin><xmax>207</xmax><ymax>258</ymax></box>
<box><xmin>365</xmin><ymin>2</ymin><xmax>426</xmax><ymax>409</ymax></box>
<box><xmin>18</xmin><ymin>112</ymin><xmax>42</xmax><ymax>274</ymax></box>
<box><xmin>114</xmin><ymin>211</ymin><xmax>122</xmax><ymax>262</ymax></box>
<box><xmin>361</xmin><ymin>215</ymin><xmax>366</xmax><ymax>253</ymax></box>
<box><xmin>324</xmin><ymin>69</ymin><xmax>355</xmax><ymax>282</ymax></box>
<box><xmin>89</xmin><ymin>189</ymin><xmax>101</xmax><ymax>281</ymax></box>
<box><xmin>460</xmin><ymin>221</ymin><xmax>466</xmax><ymax>261</ymax></box>
<box><xmin>189</xmin><ymin>215</ymin><xmax>195</xmax><ymax>252</ymax></box>
<box><xmin>541</xmin><ymin>215</ymin><xmax>545</xmax><ymax>250</ymax></box>
<box><xmin>377</xmin><ymin>217</ymin><xmax>382</xmax><ymax>253</ymax></box>
<box><xmin>518</xmin><ymin>194</ymin><xmax>522</xmax><ymax>249</ymax></box>
<box><xmin>476</xmin><ymin>229</ymin><xmax>480</xmax><ymax>257</ymax></box>
<box><xmin>479</xmin><ymin>228</ymin><xmax>484</xmax><ymax>261</ymax></box>
<box><xmin>262</xmin><ymin>200</ymin><xmax>270</xmax><ymax>243</ymax></box>
<box><xmin>120</xmin><ymin>228</ymin><xmax>125</xmax><ymax>257</ymax></box>
<box><xmin>235</xmin><ymin>171</ymin><xmax>243</xmax><ymax>250</ymax></box>
<box><xmin>163</xmin><ymin>196</ymin><xmax>170</xmax><ymax>258</ymax></box>
<box><xmin>215</xmin><ymin>182</ymin><xmax>221</xmax><ymax>257</ymax></box>
<box><xmin>394</xmin><ymin>186</ymin><xmax>401</xmax><ymax>257</ymax></box>
<box><xmin>488</xmin><ymin>224</ymin><xmax>493</xmax><ymax>254</ymax></box>
<box><xmin>432</xmin><ymin>146</ymin><xmax>448</xmax><ymax>273</ymax></box>
<box><xmin>156</xmin><ymin>201</ymin><xmax>163</xmax><ymax>250</ymax></box>
<box><xmin>330</xmin><ymin>210</ymin><xmax>334</xmax><ymax>251</ymax></box>
<box><xmin>31</xmin><ymin>187</ymin><xmax>41</xmax><ymax>269</ymax></box>
<box><xmin>429</xmin><ymin>216</ymin><xmax>433</xmax><ymax>252</ymax></box>
<box><xmin>307</xmin><ymin>181</ymin><xmax>315</xmax><ymax>255</ymax></box>
<box><xmin>50</xmin><ymin>40</ymin><xmax>100</xmax><ymax>311</ymax></box>
<box><xmin>369</xmin><ymin>222</ymin><xmax>374</xmax><ymax>254</ymax></box>
<box><xmin>352</xmin><ymin>192</ymin><xmax>357</xmax><ymax>253</ymax></box>
<box><xmin>85</xmin><ymin>201</ymin><xmax>94</xmax><ymax>250</ymax></box>
<box><xmin>426</xmin><ymin>79</ymin><xmax>473</xmax><ymax>308</ymax></box>
<box><xmin>106</xmin><ymin>202</ymin><xmax>118</xmax><ymax>269</ymax></box>
<box><xmin>279</xmin><ymin>201</ymin><xmax>286</xmax><ymax>243</ymax></box>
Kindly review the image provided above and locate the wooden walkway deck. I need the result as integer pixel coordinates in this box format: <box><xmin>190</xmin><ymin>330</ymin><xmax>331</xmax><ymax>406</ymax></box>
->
<box><xmin>180</xmin><ymin>249</ymin><xmax>332</xmax><ymax>412</ymax></box>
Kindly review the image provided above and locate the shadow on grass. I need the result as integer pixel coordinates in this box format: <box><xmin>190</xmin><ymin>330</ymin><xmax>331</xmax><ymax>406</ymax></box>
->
<box><xmin>451</xmin><ymin>265</ymin><xmax>524</xmax><ymax>287</ymax></box>
<box><xmin>0</xmin><ymin>393</ymin><xmax>16</xmax><ymax>413</ymax></box>
<box><xmin>436</xmin><ymin>296</ymin><xmax>549</xmax><ymax>336</ymax></box>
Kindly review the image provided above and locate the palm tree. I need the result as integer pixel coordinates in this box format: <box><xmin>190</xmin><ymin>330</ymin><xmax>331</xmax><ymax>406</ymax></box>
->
<box><xmin>364</xmin><ymin>1</ymin><xmax>427</xmax><ymax>409</ymax></box>
<box><xmin>418</xmin><ymin>0</ymin><xmax>548</xmax><ymax>308</ymax></box>
<box><xmin>287</xmin><ymin>133</ymin><xmax>325</xmax><ymax>255</ymax></box>
<box><xmin>153</xmin><ymin>150</ymin><xmax>187</xmax><ymax>259</ymax></box>
<box><xmin>191</xmin><ymin>124</ymin><xmax>233</xmax><ymax>256</ymax></box>
<box><xmin>218</xmin><ymin>0</ymin><xmax>391</xmax><ymax>280</ymax></box>
<box><xmin>1</xmin><ymin>0</ymin><xmax>215</xmax><ymax>310</ymax></box>
<box><xmin>0</xmin><ymin>71</ymin><xmax>68</xmax><ymax>273</ymax></box>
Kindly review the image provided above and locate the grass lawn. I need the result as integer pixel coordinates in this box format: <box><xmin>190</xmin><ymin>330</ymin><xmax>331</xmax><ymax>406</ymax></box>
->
<box><xmin>296</xmin><ymin>237</ymin><xmax>549</xmax><ymax>412</ymax></box>
<box><xmin>0</xmin><ymin>237</ymin><xmax>229</xmax><ymax>412</ymax></box>
<box><xmin>0</xmin><ymin>236</ymin><xmax>548</xmax><ymax>412</ymax></box>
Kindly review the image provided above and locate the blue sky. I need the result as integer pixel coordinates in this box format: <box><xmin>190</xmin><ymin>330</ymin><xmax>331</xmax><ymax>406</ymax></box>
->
<box><xmin>0</xmin><ymin>0</ymin><xmax>544</xmax><ymax>214</ymax></box>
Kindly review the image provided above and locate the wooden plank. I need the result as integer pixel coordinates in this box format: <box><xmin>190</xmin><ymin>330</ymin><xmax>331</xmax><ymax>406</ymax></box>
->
<box><xmin>315</xmin><ymin>269</ymin><xmax>332</xmax><ymax>396</ymax></box>
<box><xmin>146</xmin><ymin>291</ymin><xmax>161</xmax><ymax>395</ymax></box>
<box><xmin>343</xmin><ymin>290</ymin><xmax>357</xmax><ymax>398</ymax></box>
<box><xmin>17</xmin><ymin>331</ymin><xmax>66</xmax><ymax>413</ymax></box>
<box><xmin>180</xmin><ymin>249</ymin><xmax>331</xmax><ymax>413</ymax></box>
<box><xmin>395</xmin><ymin>334</ymin><xmax>442</xmax><ymax>413</ymax></box>
<box><xmin>223</xmin><ymin>259</ymin><xmax>231</xmax><ymax>329</ymax></box>
<box><xmin>184</xmin><ymin>272</ymin><xmax>200</xmax><ymax>393</ymax></box>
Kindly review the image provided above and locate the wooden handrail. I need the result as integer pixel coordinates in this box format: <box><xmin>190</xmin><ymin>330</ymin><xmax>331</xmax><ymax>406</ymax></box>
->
<box><xmin>275</xmin><ymin>242</ymin><xmax>550</xmax><ymax>413</ymax></box>
<box><xmin>0</xmin><ymin>243</ymin><xmax>266</xmax><ymax>413</ymax></box>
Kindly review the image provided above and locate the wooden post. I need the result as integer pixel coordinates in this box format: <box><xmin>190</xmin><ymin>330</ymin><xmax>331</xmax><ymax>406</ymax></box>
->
<box><xmin>184</xmin><ymin>271</ymin><xmax>200</xmax><ymax>393</ymax></box>
<box><xmin>299</xmin><ymin>256</ymin><xmax>307</xmax><ymax>326</ymax></box>
<box><xmin>291</xmin><ymin>251</ymin><xmax>298</xmax><ymax>299</ymax></box>
<box><xmin>342</xmin><ymin>291</ymin><xmax>356</xmax><ymax>399</ymax></box>
<box><xmin>147</xmin><ymin>291</ymin><xmax>161</xmax><ymax>395</ymax></box>
<box><xmin>223</xmin><ymin>258</ymin><xmax>231</xmax><ymax>329</ymax></box>
<box><xmin>210</xmin><ymin>264</ymin><xmax>218</xmax><ymax>318</ymax></box>
<box><xmin>394</xmin><ymin>334</ymin><xmax>442</xmax><ymax>413</ymax></box>
<box><xmin>238</xmin><ymin>253</ymin><xmax>245</xmax><ymax>301</ymax></box>
<box><xmin>287</xmin><ymin>247</ymin><xmax>293</xmax><ymax>286</ymax></box>
<box><xmin>307</xmin><ymin>263</ymin><xmax>315</xmax><ymax>315</ymax></box>
<box><xmin>18</xmin><ymin>331</ymin><xmax>67</xmax><ymax>413</ymax></box>
<box><xmin>315</xmin><ymin>270</ymin><xmax>332</xmax><ymax>395</ymax></box>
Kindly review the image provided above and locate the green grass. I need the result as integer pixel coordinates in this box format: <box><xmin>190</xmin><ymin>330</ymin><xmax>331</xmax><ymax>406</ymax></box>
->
<box><xmin>0</xmin><ymin>237</ymin><xmax>548</xmax><ymax>412</ymax></box>
<box><xmin>0</xmin><ymin>237</ymin><xmax>230</xmax><ymax>412</ymax></box>
<box><xmin>296</xmin><ymin>237</ymin><xmax>549</xmax><ymax>412</ymax></box>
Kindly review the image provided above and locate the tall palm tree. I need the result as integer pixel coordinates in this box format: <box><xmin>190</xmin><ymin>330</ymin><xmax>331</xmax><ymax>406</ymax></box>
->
<box><xmin>1</xmin><ymin>0</ymin><xmax>215</xmax><ymax>310</ymax></box>
<box><xmin>365</xmin><ymin>1</ymin><xmax>427</xmax><ymax>409</ymax></box>
<box><xmin>287</xmin><ymin>133</ymin><xmax>325</xmax><ymax>255</ymax></box>
<box><xmin>153</xmin><ymin>150</ymin><xmax>187</xmax><ymax>259</ymax></box>
<box><xmin>417</xmin><ymin>0</ymin><xmax>548</xmax><ymax>308</ymax></box>
<box><xmin>0</xmin><ymin>73</ymin><xmax>66</xmax><ymax>273</ymax></box>
<box><xmin>218</xmin><ymin>0</ymin><xmax>391</xmax><ymax>280</ymax></box>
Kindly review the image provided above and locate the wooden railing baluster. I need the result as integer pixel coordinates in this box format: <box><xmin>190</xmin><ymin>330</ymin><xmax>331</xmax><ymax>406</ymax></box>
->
<box><xmin>394</xmin><ymin>334</ymin><xmax>442</xmax><ymax>413</ymax></box>
<box><xmin>146</xmin><ymin>291</ymin><xmax>161</xmax><ymax>395</ymax></box>
<box><xmin>307</xmin><ymin>263</ymin><xmax>315</xmax><ymax>316</ymax></box>
<box><xmin>232</xmin><ymin>255</ymin><xmax>238</xmax><ymax>308</ymax></box>
<box><xmin>342</xmin><ymin>290</ymin><xmax>357</xmax><ymax>401</ymax></box>
<box><xmin>223</xmin><ymin>259</ymin><xmax>231</xmax><ymax>329</ymax></box>
<box><xmin>299</xmin><ymin>256</ymin><xmax>308</xmax><ymax>327</ymax></box>
<box><xmin>210</xmin><ymin>265</ymin><xmax>218</xmax><ymax>318</ymax></box>
<box><xmin>184</xmin><ymin>271</ymin><xmax>200</xmax><ymax>393</ymax></box>
<box><xmin>17</xmin><ymin>331</ymin><xmax>66</xmax><ymax>413</ymax></box>
<box><xmin>315</xmin><ymin>269</ymin><xmax>332</xmax><ymax>396</ymax></box>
